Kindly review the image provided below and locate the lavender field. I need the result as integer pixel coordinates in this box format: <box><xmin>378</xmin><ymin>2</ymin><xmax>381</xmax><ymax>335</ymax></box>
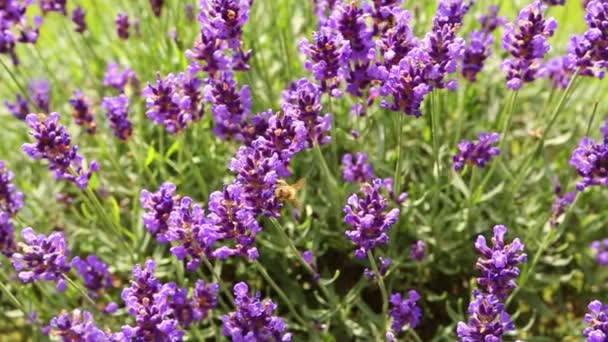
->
<box><xmin>0</xmin><ymin>0</ymin><xmax>607</xmax><ymax>341</ymax></box>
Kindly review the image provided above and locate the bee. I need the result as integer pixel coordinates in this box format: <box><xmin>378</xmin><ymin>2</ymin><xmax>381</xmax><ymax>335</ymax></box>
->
<box><xmin>528</xmin><ymin>128</ymin><xmax>543</xmax><ymax>139</ymax></box>
<box><xmin>275</xmin><ymin>179</ymin><xmax>306</xmax><ymax>207</ymax></box>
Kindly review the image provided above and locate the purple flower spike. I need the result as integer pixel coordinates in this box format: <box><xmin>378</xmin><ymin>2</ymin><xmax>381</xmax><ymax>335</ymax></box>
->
<box><xmin>102</xmin><ymin>95</ymin><xmax>133</xmax><ymax>141</ymax></box>
<box><xmin>192</xmin><ymin>279</ymin><xmax>220</xmax><ymax>321</ymax></box>
<box><xmin>566</xmin><ymin>0</ymin><xmax>608</xmax><ymax>80</ymax></box>
<box><xmin>364</xmin><ymin>256</ymin><xmax>392</xmax><ymax>280</ymax></box>
<box><xmin>328</xmin><ymin>1</ymin><xmax>373</xmax><ymax>62</ymax></box>
<box><xmin>141</xmin><ymin>182</ymin><xmax>180</xmax><ymax>244</ymax></box>
<box><xmin>282</xmin><ymin>78</ymin><xmax>332</xmax><ymax>146</ymax></box>
<box><xmin>71</xmin><ymin>6</ymin><xmax>87</xmax><ymax>33</ymax></box>
<box><xmin>187</xmin><ymin>30</ymin><xmax>230</xmax><ymax>77</ymax></box>
<box><xmin>480</xmin><ymin>5</ymin><xmax>507</xmax><ymax>32</ymax></box>
<box><xmin>11</xmin><ymin>227</ymin><xmax>71</xmax><ymax>292</ymax></box>
<box><xmin>5</xmin><ymin>94</ymin><xmax>30</xmax><ymax>120</ymax></box>
<box><xmin>144</xmin><ymin>72</ymin><xmax>204</xmax><ymax>134</ymax></box>
<box><xmin>302</xmin><ymin>250</ymin><xmax>320</xmax><ymax>281</ymax></box>
<box><xmin>207</xmin><ymin>182</ymin><xmax>262</xmax><ymax>260</ymax></box>
<box><xmin>410</xmin><ymin>240</ymin><xmax>427</xmax><ymax>261</ymax></box>
<box><xmin>453</xmin><ymin>132</ymin><xmax>501</xmax><ymax>171</ymax></box>
<box><xmin>591</xmin><ymin>240</ymin><xmax>608</xmax><ymax>265</ymax></box>
<box><xmin>39</xmin><ymin>0</ymin><xmax>67</xmax><ymax>15</ymax></box>
<box><xmin>167</xmin><ymin>197</ymin><xmax>218</xmax><ymax>270</ymax></box>
<box><xmin>49</xmin><ymin>309</ymin><xmax>107</xmax><ymax>341</ymax></box>
<box><xmin>23</xmin><ymin>113</ymin><xmax>100</xmax><ymax>189</ymax></box>
<box><xmin>103</xmin><ymin>63</ymin><xmax>137</xmax><ymax>93</ymax></box>
<box><xmin>341</xmin><ymin>152</ymin><xmax>374</xmax><ymax>183</ymax></box>
<box><xmin>300</xmin><ymin>27</ymin><xmax>351</xmax><ymax>97</ymax></box>
<box><xmin>388</xmin><ymin>290</ymin><xmax>422</xmax><ymax>338</ymax></box>
<box><xmin>584</xmin><ymin>300</ymin><xmax>608</xmax><ymax>341</ymax></box>
<box><xmin>457</xmin><ymin>291</ymin><xmax>515</xmax><ymax>341</ymax></box>
<box><xmin>121</xmin><ymin>260</ymin><xmax>185</xmax><ymax>341</ymax></box>
<box><xmin>115</xmin><ymin>13</ymin><xmax>130</xmax><ymax>40</ymax></box>
<box><xmin>475</xmin><ymin>225</ymin><xmax>527</xmax><ymax>300</ymax></box>
<box><xmin>344</xmin><ymin>179</ymin><xmax>400</xmax><ymax>259</ymax></box>
<box><xmin>199</xmin><ymin>0</ymin><xmax>251</xmax><ymax>44</ymax></box>
<box><xmin>204</xmin><ymin>72</ymin><xmax>252</xmax><ymax>140</ymax></box>
<box><xmin>501</xmin><ymin>0</ymin><xmax>557</xmax><ymax>90</ymax></box>
<box><xmin>462</xmin><ymin>31</ymin><xmax>494</xmax><ymax>82</ymax></box>
<box><xmin>380</xmin><ymin>48</ymin><xmax>433</xmax><ymax>117</ymax></box>
<box><xmin>364</xmin><ymin>0</ymin><xmax>404</xmax><ymax>35</ymax></box>
<box><xmin>569</xmin><ymin>137</ymin><xmax>608</xmax><ymax>191</ymax></box>
<box><xmin>0</xmin><ymin>213</ymin><xmax>17</xmax><ymax>257</ymax></box>
<box><xmin>69</xmin><ymin>90</ymin><xmax>96</xmax><ymax>134</ymax></box>
<box><xmin>550</xmin><ymin>191</ymin><xmax>576</xmax><ymax>227</ymax></box>
<box><xmin>223</xmin><ymin>282</ymin><xmax>293</xmax><ymax>342</ymax></box>
<box><xmin>71</xmin><ymin>254</ymin><xmax>112</xmax><ymax>296</ymax></box>
<box><xmin>546</xmin><ymin>55</ymin><xmax>577</xmax><ymax>89</ymax></box>
<box><xmin>149</xmin><ymin>0</ymin><xmax>164</xmax><ymax>16</ymax></box>
<box><xmin>0</xmin><ymin>160</ymin><xmax>24</xmax><ymax>216</ymax></box>
<box><xmin>29</xmin><ymin>79</ymin><xmax>51</xmax><ymax>113</ymax></box>
<box><xmin>543</xmin><ymin>0</ymin><xmax>565</xmax><ymax>5</ymax></box>
<box><xmin>250</xmin><ymin>110</ymin><xmax>308</xmax><ymax>163</ymax></box>
<box><xmin>376</xmin><ymin>7</ymin><xmax>418</xmax><ymax>67</ymax></box>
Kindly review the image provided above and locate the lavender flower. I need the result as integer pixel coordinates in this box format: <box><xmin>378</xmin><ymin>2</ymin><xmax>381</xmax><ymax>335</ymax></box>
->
<box><xmin>302</xmin><ymin>250</ymin><xmax>320</xmax><ymax>281</ymax></box>
<box><xmin>186</xmin><ymin>29</ymin><xmax>230</xmax><ymax>77</ymax></box>
<box><xmin>381</xmin><ymin>178</ymin><xmax>409</xmax><ymax>204</ymax></box>
<box><xmin>550</xmin><ymin>191</ymin><xmax>576</xmax><ymax>227</ymax></box>
<box><xmin>191</xmin><ymin>279</ymin><xmax>220</xmax><ymax>321</ymax></box>
<box><xmin>102</xmin><ymin>95</ymin><xmax>132</xmax><ymax>141</ymax></box>
<box><xmin>207</xmin><ymin>183</ymin><xmax>262</xmax><ymax>260</ymax></box>
<box><xmin>199</xmin><ymin>0</ymin><xmax>251</xmax><ymax>44</ymax></box>
<box><xmin>453</xmin><ymin>132</ymin><xmax>501</xmax><ymax>171</ymax></box>
<box><xmin>149</xmin><ymin>0</ymin><xmax>164</xmax><ymax>16</ymax></box>
<box><xmin>141</xmin><ymin>182</ymin><xmax>179</xmax><ymax>243</ymax></box>
<box><xmin>344</xmin><ymin>179</ymin><xmax>400</xmax><ymax>259</ymax></box>
<box><xmin>252</xmin><ymin>110</ymin><xmax>308</xmax><ymax>163</ymax></box>
<box><xmin>144</xmin><ymin>72</ymin><xmax>204</xmax><ymax>134</ymax></box>
<box><xmin>341</xmin><ymin>152</ymin><xmax>374</xmax><ymax>183</ymax></box>
<box><xmin>410</xmin><ymin>240</ymin><xmax>426</xmax><ymax>261</ymax></box>
<box><xmin>388</xmin><ymin>290</ymin><xmax>422</xmax><ymax>339</ymax></box>
<box><xmin>501</xmin><ymin>0</ymin><xmax>557</xmax><ymax>90</ymax></box>
<box><xmin>299</xmin><ymin>27</ymin><xmax>351</xmax><ymax>97</ymax></box>
<box><xmin>375</xmin><ymin>7</ymin><xmax>418</xmax><ymax>67</ymax></box>
<box><xmin>574</xmin><ymin>0</ymin><xmax>608</xmax><ymax>79</ymax></box>
<box><xmin>364</xmin><ymin>256</ymin><xmax>392</xmax><ymax>280</ymax></box>
<box><xmin>223</xmin><ymin>282</ymin><xmax>292</xmax><ymax>341</ymax></box>
<box><xmin>462</xmin><ymin>31</ymin><xmax>494</xmax><ymax>82</ymax></box>
<box><xmin>229</xmin><ymin>143</ymin><xmax>287</xmax><ymax>216</ymax></box>
<box><xmin>69</xmin><ymin>90</ymin><xmax>96</xmax><ymax>134</ymax></box>
<box><xmin>48</xmin><ymin>309</ymin><xmax>107</xmax><ymax>341</ymax></box>
<box><xmin>115</xmin><ymin>13</ymin><xmax>130</xmax><ymax>40</ymax></box>
<box><xmin>380</xmin><ymin>48</ymin><xmax>433</xmax><ymax>117</ymax></box>
<box><xmin>11</xmin><ymin>227</ymin><xmax>71</xmax><ymax>292</ymax></box>
<box><xmin>4</xmin><ymin>94</ymin><xmax>30</xmax><ymax>120</ymax></box>
<box><xmin>23</xmin><ymin>113</ymin><xmax>100</xmax><ymax>189</ymax></box>
<box><xmin>103</xmin><ymin>63</ymin><xmax>137</xmax><ymax>93</ymax></box>
<box><xmin>29</xmin><ymin>79</ymin><xmax>51</xmax><ymax>113</ymax></box>
<box><xmin>328</xmin><ymin>1</ymin><xmax>373</xmax><ymax>62</ymax></box>
<box><xmin>569</xmin><ymin>136</ymin><xmax>608</xmax><ymax>190</ymax></box>
<box><xmin>456</xmin><ymin>291</ymin><xmax>515</xmax><ymax>341</ymax></box>
<box><xmin>204</xmin><ymin>72</ymin><xmax>252</xmax><ymax>140</ymax></box>
<box><xmin>39</xmin><ymin>0</ymin><xmax>67</xmax><ymax>15</ymax></box>
<box><xmin>71</xmin><ymin>255</ymin><xmax>112</xmax><ymax>296</ymax></box>
<box><xmin>282</xmin><ymin>78</ymin><xmax>332</xmax><ymax>146</ymax></box>
<box><xmin>480</xmin><ymin>5</ymin><xmax>507</xmax><ymax>32</ymax></box>
<box><xmin>71</xmin><ymin>6</ymin><xmax>87</xmax><ymax>33</ymax></box>
<box><xmin>475</xmin><ymin>225</ymin><xmax>527</xmax><ymax>300</ymax></box>
<box><xmin>165</xmin><ymin>281</ymin><xmax>218</xmax><ymax>328</ymax></box>
<box><xmin>584</xmin><ymin>300</ymin><xmax>608</xmax><ymax>341</ymax></box>
<box><xmin>186</xmin><ymin>4</ymin><xmax>195</xmax><ymax>22</ymax></box>
<box><xmin>167</xmin><ymin>197</ymin><xmax>218</xmax><ymax>270</ymax></box>
<box><xmin>547</xmin><ymin>55</ymin><xmax>577</xmax><ymax>89</ymax></box>
<box><xmin>0</xmin><ymin>160</ymin><xmax>24</xmax><ymax>216</ymax></box>
<box><xmin>121</xmin><ymin>260</ymin><xmax>184</xmax><ymax>341</ymax></box>
<box><xmin>0</xmin><ymin>213</ymin><xmax>17</xmax><ymax>257</ymax></box>
<box><xmin>591</xmin><ymin>239</ymin><xmax>608</xmax><ymax>265</ymax></box>
<box><xmin>364</xmin><ymin>0</ymin><xmax>404</xmax><ymax>35</ymax></box>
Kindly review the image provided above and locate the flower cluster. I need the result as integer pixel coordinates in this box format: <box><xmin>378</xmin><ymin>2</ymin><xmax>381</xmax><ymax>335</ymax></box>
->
<box><xmin>550</xmin><ymin>191</ymin><xmax>576</xmax><ymax>227</ymax></box>
<box><xmin>4</xmin><ymin>93</ymin><xmax>30</xmax><ymax>120</ymax></box>
<box><xmin>223</xmin><ymin>282</ymin><xmax>292</xmax><ymax>341</ymax></box>
<box><xmin>0</xmin><ymin>213</ymin><xmax>17</xmax><ymax>257</ymax></box>
<box><xmin>453</xmin><ymin>132</ymin><xmax>501</xmax><ymax>171</ymax></box>
<box><xmin>375</xmin><ymin>7</ymin><xmax>417</xmax><ymax>68</ymax></box>
<box><xmin>104</xmin><ymin>62</ymin><xmax>138</xmax><ymax>93</ymax></box>
<box><xmin>462</xmin><ymin>6</ymin><xmax>505</xmax><ymax>81</ymax></box>
<box><xmin>302</xmin><ymin>250</ymin><xmax>320</xmax><ymax>281</ymax></box>
<box><xmin>115</xmin><ymin>13</ymin><xmax>130</xmax><ymax>40</ymax></box>
<box><xmin>0</xmin><ymin>1</ymin><xmax>43</xmax><ymax>64</ymax></box>
<box><xmin>23</xmin><ymin>113</ymin><xmax>100</xmax><ymax>188</ymax></box>
<box><xmin>364</xmin><ymin>256</ymin><xmax>392</xmax><ymax>280</ymax></box>
<box><xmin>0</xmin><ymin>160</ymin><xmax>24</xmax><ymax>216</ymax></box>
<box><xmin>410</xmin><ymin>240</ymin><xmax>427</xmax><ymax>261</ymax></box>
<box><xmin>144</xmin><ymin>71</ymin><xmax>204</xmax><ymax>134</ymax></box>
<box><xmin>141</xmin><ymin>182</ymin><xmax>180</xmax><ymax>243</ymax></box>
<box><xmin>102</xmin><ymin>95</ymin><xmax>133</xmax><ymax>141</ymax></box>
<box><xmin>584</xmin><ymin>300</ymin><xmax>608</xmax><ymax>341</ymax></box>
<box><xmin>69</xmin><ymin>89</ymin><xmax>96</xmax><ymax>134</ymax></box>
<box><xmin>38</xmin><ymin>0</ymin><xmax>67</xmax><ymax>15</ymax></box>
<box><xmin>282</xmin><ymin>78</ymin><xmax>332</xmax><ymax>146</ymax></box>
<box><xmin>501</xmin><ymin>0</ymin><xmax>557</xmax><ymax>90</ymax></box>
<box><xmin>457</xmin><ymin>291</ymin><xmax>515</xmax><ymax>341</ymax></box>
<box><xmin>387</xmin><ymin>290</ymin><xmax>422</xmax><ymax>340</ymax></box>
<box><xmin>48</xmin><ymin>309</ymin><xmax>107</xmax><ymax>341</ymax></box>
<box><xmin>11</xmin><ymin>227</ymin><xmax>71</xmax><ymax>292</ymax></box>
<box><xmin>29</xmin><ymin>79</ymin><xmax>51</xmax><ymax>113</ymax></box>
<box><xmin>71</xmin><ymin>254</ymin><xmax>113</xmax><ymax>296</ymax></box>
<box><xmin>475</xmin><ymin>225</ymin><xmax>528</xmax><ymax>300</ymax></box>
<box><xmin>204</xmin><ymin>71</ymin><xmax>252</xmax><ymax>140</ymax></box>
<box><xmin>71</xmin><ymin>6</ymin><xmax>87</xmax><ymax>33</ymax></box>
<box><xmin>149</xmin><ymin>0</ymin><xmax>164</xmax><ymax>17</ymax></box>
<box><xmin>344</xmin><ymin>179</ymin><xmax>400</xmax><ymax>259</ymax></box>
<box><xmin>341</xmin><ymin>152</ymin><xmax>375</xmax><ymax>183</ymax></box>
<box><xmin>591</xmin><ymin>239</ymin><xmax>608</xmax><ymax>265</ymax></box>
<box><xmin>569</xmin><ymin>136</ymin><xmax>608</xmax><ymax>191</ymax></box>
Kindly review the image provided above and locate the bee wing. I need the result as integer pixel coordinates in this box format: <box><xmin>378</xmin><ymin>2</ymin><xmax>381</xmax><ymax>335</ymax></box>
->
<box><xmin>293</xmin><ymin>178</ymin><xmax>306</xmax><ymax>191</ymax></box>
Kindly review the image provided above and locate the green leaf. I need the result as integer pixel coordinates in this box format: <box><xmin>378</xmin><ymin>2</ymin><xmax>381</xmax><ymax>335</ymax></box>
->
<box><xmin>145</xmin><ymin>146</ymin><xmax>157</xmax><ymax>167</ymax></box>
<box><xmin>318</xmin><ymin>270</ymin><xmax>340</xmax><ymax>286</ymax></box>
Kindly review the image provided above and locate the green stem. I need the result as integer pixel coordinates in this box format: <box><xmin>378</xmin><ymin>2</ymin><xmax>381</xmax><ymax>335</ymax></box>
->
<box><xmin>430</xmin><ymin>90</ymin><xmax>440</xmax><ymax>178</ymax></box>
<box><xmin>180</xmin><ymin>132</ymin><xmax>209</xmax><ymax>199</ymax></box>
<box><xmin>393</xmin><ymin>113</ymin><xmax>405</xmax><ymax>195</ymax></box>
<box><xmin>63</xmin><ymin>274</ymin><xmax>96</xmax><ymax>307</ymax></box>
<box><xmin>202</xmin><ymin>258</ymin><xmax>234</xmax><ymax>303</ymax></box>
<box><xmin>367</xmin><ymin>250</ymin><xmax>389</xmax><ymax>335</ymax></box>
<box><xmin>0</xmin><ymin>58</ymin><xmax>37</xmax><ymax>109</ymax></box>
<box><xmin>0</xmin><ymin>279</ymin><xmax>22</xmax><ymax>310</ymax></box>
<box><xmin>253</xmin><ymin>260</ymin><xmax>310</xmax><ymax>328</ymax></box>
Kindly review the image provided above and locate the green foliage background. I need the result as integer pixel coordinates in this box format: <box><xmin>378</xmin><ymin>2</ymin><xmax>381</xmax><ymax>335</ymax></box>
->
<box><xmin>0</xmin><ymin>0</ymin><xmax>607</xmax><ymax>340</ymax></box>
